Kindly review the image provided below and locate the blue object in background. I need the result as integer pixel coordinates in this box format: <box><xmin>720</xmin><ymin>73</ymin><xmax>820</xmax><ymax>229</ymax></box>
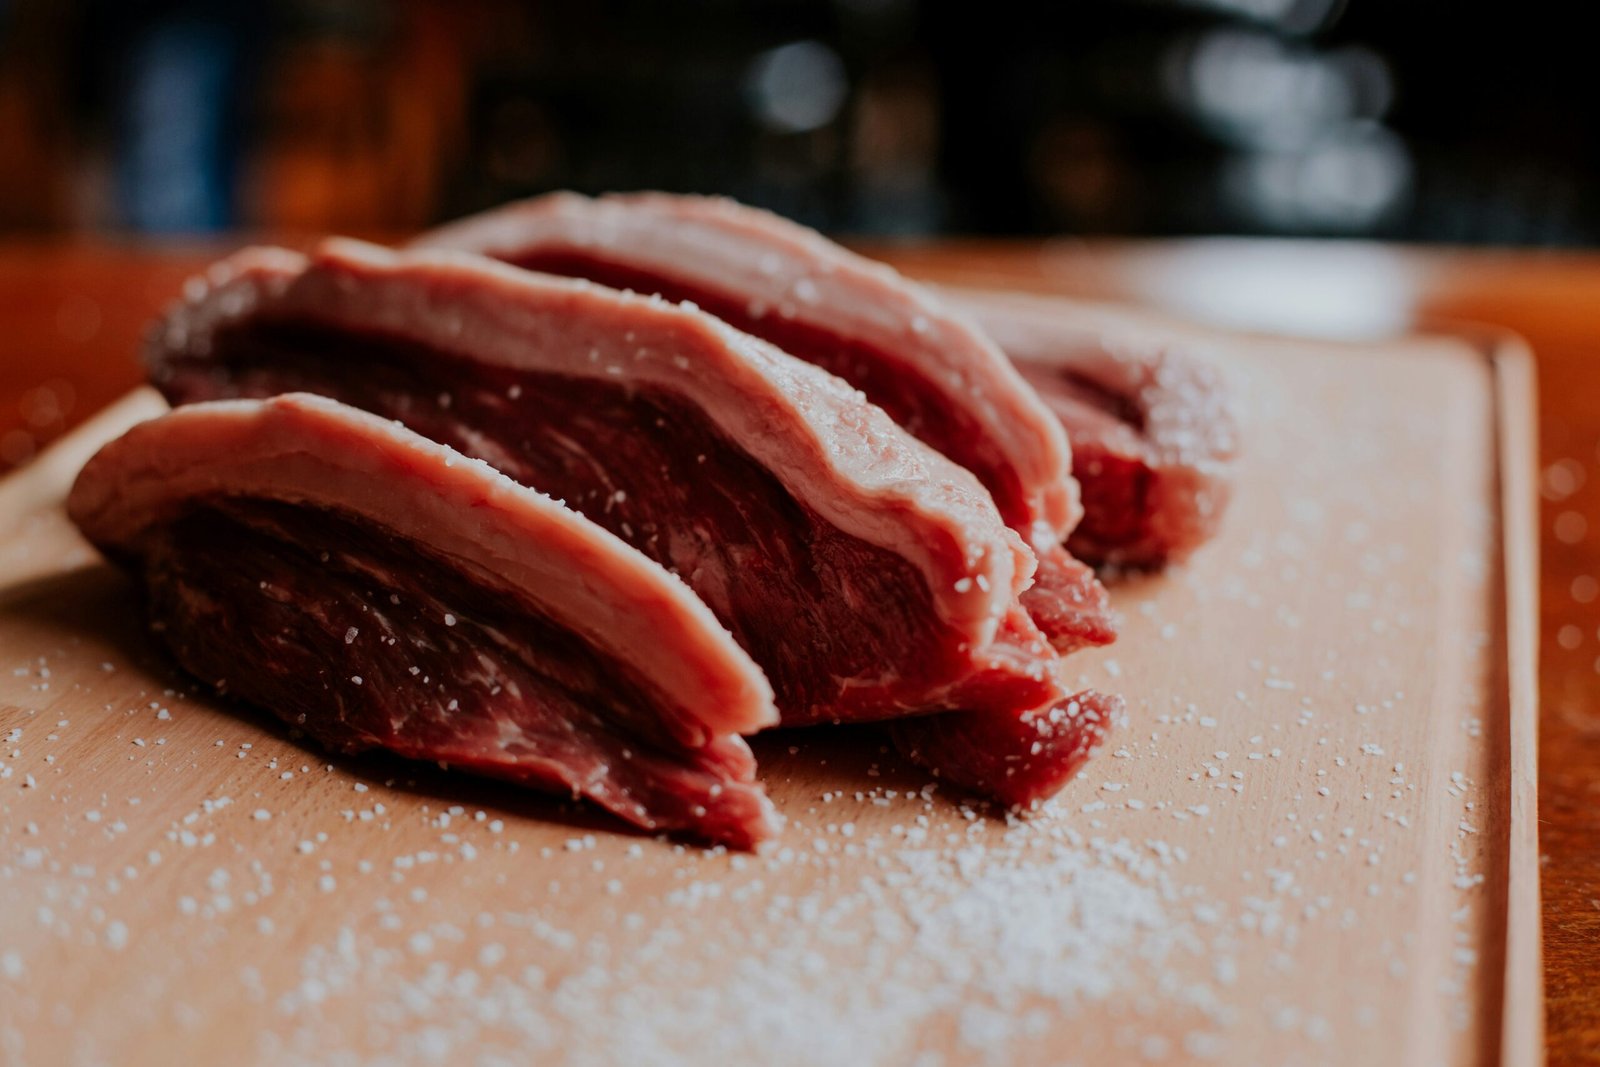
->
<box><xmin>104</xmin><ymin>3</ymin><xmax>257</xmax><ymax>233</ymax></box>
<box><xmin>117</xmin><ymin>18</ymin><xmax>236</xmax><ymax>231</ymax></box>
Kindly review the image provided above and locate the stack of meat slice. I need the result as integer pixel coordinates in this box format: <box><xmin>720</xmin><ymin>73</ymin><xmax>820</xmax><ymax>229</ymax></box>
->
<box><xmin>138</xmin><ymin>239</ymin><xmax>1118</xmax><ymax>835</ymax></box>
<box><xmin>70</xmin><ymin>192</ymin><xmax>1234</xmax><ymax>846</ymax></box>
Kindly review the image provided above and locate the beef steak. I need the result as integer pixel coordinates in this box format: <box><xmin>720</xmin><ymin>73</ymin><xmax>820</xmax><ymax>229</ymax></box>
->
<box><xmin>412</xmin><ymin>193</ymin><xmax>1115</xmax><ymax>653</ymax></box>
<box><xmin>954</xmin><ymin>290</ymin><xmax>1238</xmax><ymax>567</ymax></box>
<box><xmin>68</xmin><ymin>393</ymin><xmax>781</xmax><ymax>847</ymax></box>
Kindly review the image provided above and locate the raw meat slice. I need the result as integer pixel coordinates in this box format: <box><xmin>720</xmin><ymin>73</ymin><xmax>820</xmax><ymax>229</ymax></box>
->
<box><xmin>67</xmin><ymin>393</ymin><xmax>781</xmax><ymax>848</ymax></box>
<box><xmin>411</xmin><ymin>192</ymin><xmax>1114</xmax><ymax>651</ymax></box>
<box><xmin>887</xmin><ymin>690</ymin><xmax>1120</xmax><ymax>809</ymax></box>
<box><xmin>146</xmin><ymin>241</ymin><xmax>1112</xmax><ymax>805</ymax></box>
<box><xmin>1028</xmin><ymin>542</ymin><xmax>1119</xmax><ymax>652</ymax></box>
<box><xmin>953</xmin><ymin>290</ymin><xmax>1238</xmax><ymax>567</ymax></box>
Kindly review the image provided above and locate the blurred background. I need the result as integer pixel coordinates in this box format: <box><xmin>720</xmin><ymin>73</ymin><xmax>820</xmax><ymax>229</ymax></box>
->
<box><xmin>1</xmin><ymin>0</ymin><xmax>1595</xmax><ymax>244</ymax></box>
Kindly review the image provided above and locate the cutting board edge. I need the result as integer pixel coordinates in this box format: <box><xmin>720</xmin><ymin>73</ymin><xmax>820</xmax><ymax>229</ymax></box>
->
<box><xmin>1486</xmin><ymin>330</ymin><xmax>1544</xmax><ymax>1067</ymax></box>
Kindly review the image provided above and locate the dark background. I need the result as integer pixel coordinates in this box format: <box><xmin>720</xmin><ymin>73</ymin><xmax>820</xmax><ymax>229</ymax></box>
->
<box><xmin>0</xmin><ymin>0</ymin><xmax>1593</xmax><ymax>243</ymax></box>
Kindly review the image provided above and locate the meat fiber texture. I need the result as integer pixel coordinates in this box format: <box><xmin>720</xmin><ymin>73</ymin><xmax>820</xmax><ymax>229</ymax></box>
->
<box><xmin>146</xmin><ymin>240</ymin><xmax>1118</xmax><ymax>810</ymax></box>
<box><xmin>412</xmin><ymin>192</ymin><xmax>1115</xmax><ymax>655</ymax></box>
<box><xmin>67</xmin><ymin>394</ymin><xmax>782</xmax><ymax>848</ymax></box>
<box><xmin>951</xmin><ymin>290</ymin><xmax>1239</xmax><ymax>567</ymax></box>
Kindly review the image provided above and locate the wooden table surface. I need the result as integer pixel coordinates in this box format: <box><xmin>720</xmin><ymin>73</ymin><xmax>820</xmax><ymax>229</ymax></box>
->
<box><xmin>1</xmin><ymin>236</ymin><xmax>1596</xmax><ymax>1063</ymax></box>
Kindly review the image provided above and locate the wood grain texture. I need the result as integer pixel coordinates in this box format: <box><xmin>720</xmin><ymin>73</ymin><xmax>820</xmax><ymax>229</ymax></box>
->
<box><xmin>0</xmin><ymin>244</ymin><xmax>1568</xmax><ymax>1067</ymax></box>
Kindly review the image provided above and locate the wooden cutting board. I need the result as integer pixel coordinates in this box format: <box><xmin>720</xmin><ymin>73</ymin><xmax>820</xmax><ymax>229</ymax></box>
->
<box><xmin>0</xmin><ymin>299</ymin><xmax>1540</xmax><ymax>1067</ymax></box>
